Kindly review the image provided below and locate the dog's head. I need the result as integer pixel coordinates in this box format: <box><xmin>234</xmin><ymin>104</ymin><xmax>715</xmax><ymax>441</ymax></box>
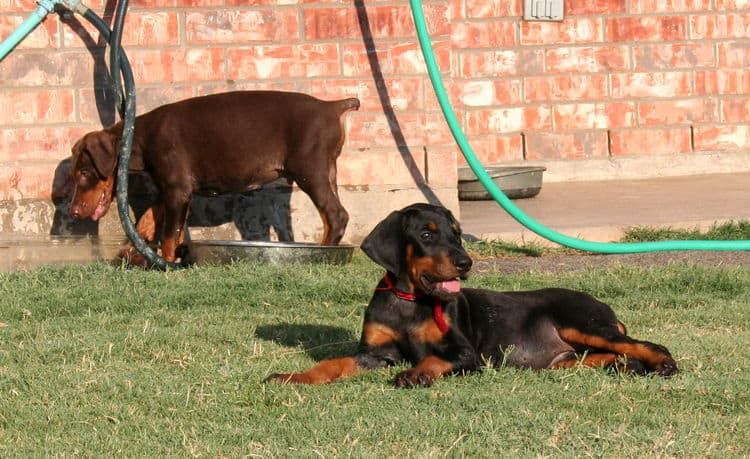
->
<box><xmin>360</xmin><ymin>203</ymin><xmax>473</xmax><ymax>301</ymax></box>
<box><xmin>68</xmin><ymin>130</ymin><xmax>119</xmax><ymax>221</ymax></box>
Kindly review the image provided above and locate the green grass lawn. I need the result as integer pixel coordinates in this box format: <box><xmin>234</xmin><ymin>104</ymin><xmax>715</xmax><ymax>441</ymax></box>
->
<box><xmin>1</xmin><ymin>256</ymin><xmax>749</xmax><ymax>457</ymax></box>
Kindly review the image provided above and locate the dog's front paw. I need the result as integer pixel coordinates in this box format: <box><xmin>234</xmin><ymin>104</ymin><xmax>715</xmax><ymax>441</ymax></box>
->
<box><xmin>393</xmin><ymin>369</ymin><xmax>435</xmax><ymax>388</ymax></box>
<box><xmin>620</xmin><ymin>357</ymin><xmax>648</xmax><ymax>375</ymax></box>
<box><xmin>176</xmin><ymin>244</ymin><xmax>194</xmax><ymax>265</ymax></box>
<box><xmin>655</xmin><ymin>357</ymin><xmax>679</xmax><ymax>377</ymax></box>
<box><xmin>115</xmin><ymin>246</ymin><xmax>149</xmax><ymax>268</ymax></box>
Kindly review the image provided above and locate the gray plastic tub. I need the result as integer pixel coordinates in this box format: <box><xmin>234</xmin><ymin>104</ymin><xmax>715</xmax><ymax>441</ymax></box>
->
<box><xmin>458</xmin><ymin>166</ymin><xmax>546</xmax><ymax>200</ymax></box>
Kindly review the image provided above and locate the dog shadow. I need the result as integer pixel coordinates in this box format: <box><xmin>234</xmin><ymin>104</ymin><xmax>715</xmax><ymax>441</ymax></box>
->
<box><xmin>51</xmin><ymin>160</ymin><xmax>295</xmax><ymax>242</ymax></box>
<box><xmin>188</xmin><ymin>181</ymin><xmax>294</xmax><ymax>242</ymax></box>
<box><xmin>255</xmin><ymin>323</ymin><xmax>358</xmax><ymax>361</ymax></box>
<box><xmin>50</xmin><ymin>158</ymin><xmax>97</xmax><ymax>236</ymax></box>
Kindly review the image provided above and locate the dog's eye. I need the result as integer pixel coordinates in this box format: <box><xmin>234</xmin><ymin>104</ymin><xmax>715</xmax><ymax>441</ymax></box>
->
<box><xmin>420</xmin><ymin>231</ymin><xmax>433</xmax><ymax>241</ymax></box>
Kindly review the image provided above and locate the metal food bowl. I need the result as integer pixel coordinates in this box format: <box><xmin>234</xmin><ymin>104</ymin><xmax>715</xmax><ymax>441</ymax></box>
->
<box><xmin>187</xmin><ymin>240</ymin><xmax>355</xmax><ymax>265</ymax></box>
<box><xmin>458</xmin><ymin>165</ymin><xmax>546</xmax><ymax>200</ymax></box>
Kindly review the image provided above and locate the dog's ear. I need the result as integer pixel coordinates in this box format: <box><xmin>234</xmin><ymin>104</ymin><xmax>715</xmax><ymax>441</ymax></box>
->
<box><xmin>84</xmin><ymin>131</ymin><xmax>119</xmax><ymax>178</ymax></box>
<box><xmin>360</xmin><ymin>210</ymin><xmax>405</xmax><ymax>274</ymax></box>
<box><xmin>442</xmin><ymin>206</ymin><xmax>462</xmax><ymax>235</ymax></box>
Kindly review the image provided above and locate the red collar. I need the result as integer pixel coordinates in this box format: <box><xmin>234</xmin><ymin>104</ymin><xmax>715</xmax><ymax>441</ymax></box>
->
<box><xmin>375</xmin><ymin>273</ymin><xmax>450</xmax><ymax>334</ymax></box>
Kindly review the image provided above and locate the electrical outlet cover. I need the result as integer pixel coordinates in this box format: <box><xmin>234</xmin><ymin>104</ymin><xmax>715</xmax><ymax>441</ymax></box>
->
<box><xmin>523</xmin><ymin>0</ymin><xmax>564</xmax><ymax>21</ymax></box>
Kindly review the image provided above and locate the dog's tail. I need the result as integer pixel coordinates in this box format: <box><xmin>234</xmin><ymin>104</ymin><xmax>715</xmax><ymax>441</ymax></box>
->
<box><xmin>333</xmin><ymin>97</ymin><xmax>360</xmax><ymax>114</ymax></box>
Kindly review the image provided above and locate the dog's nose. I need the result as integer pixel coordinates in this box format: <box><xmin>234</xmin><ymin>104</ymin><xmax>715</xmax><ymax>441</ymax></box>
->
<box><xmin>454</xmin><ymin>255</ymin><xmax>473</xmax><ymax>274</ymax></box>
<box><xmin>69</xmin><ymin>206</ymin><xmax>80</xmax><ymax>218</ymax></box>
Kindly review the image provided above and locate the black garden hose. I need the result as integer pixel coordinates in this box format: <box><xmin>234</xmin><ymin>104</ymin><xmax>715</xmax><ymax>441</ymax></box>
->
<box><xmin>82</xmin><ymin>3</ymin><xmax>181</xmax><ymax>269</ymax></box>
<box><xmin>108</xmin><ymin>0</ymin><xmax>126</xmax><ymax>119</ymax></box>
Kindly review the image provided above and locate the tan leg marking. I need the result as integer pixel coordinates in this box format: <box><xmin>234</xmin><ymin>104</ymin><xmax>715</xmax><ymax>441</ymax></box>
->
<box><xmin>266</xmin><ymin>357</ymin><xmax>358</xmax><ymax>385</ymax></box>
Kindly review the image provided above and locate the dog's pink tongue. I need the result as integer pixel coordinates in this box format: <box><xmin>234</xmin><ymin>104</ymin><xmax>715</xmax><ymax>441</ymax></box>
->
<box><xmin>436</xmin><ymin>279</ymin><xmax>461</xmax><ymax>294</ymax></box>
<box><xmin>91</xmin><ymin>199</ymin><xmax>108</xmax><ymax>221</ymax></box>
<box><xmin>91</xmin><ymin>191</ymin><xmax>111</xmax><ymax>221</ymax></box>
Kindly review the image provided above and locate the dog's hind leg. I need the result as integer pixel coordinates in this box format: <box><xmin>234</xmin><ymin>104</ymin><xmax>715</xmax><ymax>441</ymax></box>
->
<box><xmin>295</xmin><ymin>173</ymin><xmax>348</xmax><ymax>245</ymax></box>
<box><xmin>557</xmin><ymin>327</ymin><xmax>678</xmax><ymax>376</ymax></box>
<box><xmin>549</xmin><ymin>351</ymin><xmax>648</xmax><ymax>375</ymax></box>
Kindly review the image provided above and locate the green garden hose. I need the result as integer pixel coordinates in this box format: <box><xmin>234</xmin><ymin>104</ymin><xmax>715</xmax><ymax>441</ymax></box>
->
<box><xmin>409</xmin><ymin>0</ymin><xmax>750</xmax><ymax>253</ymax></box>
<box><xmin>0</xmin><ymin>0</ymin><xmax>55</xmax><ymax>61</ymax></box>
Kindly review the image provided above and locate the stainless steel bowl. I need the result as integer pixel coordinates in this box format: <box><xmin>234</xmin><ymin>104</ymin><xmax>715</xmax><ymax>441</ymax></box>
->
<box><xmin>187</xmin><ymin>240</ymin><xmax>355</xmax><ymax>265</ymax></box>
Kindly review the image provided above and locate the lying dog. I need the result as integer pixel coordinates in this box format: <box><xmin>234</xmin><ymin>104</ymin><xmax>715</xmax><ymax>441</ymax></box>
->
<box><xmin>69</xmin><ymin>90</ymin><xmax>360</xmax><ymax>263</ymax></box>
<box><xmin>266</xmin><ymin>203</ymin><xmax>678</xmax><ymax>387</ymax></box>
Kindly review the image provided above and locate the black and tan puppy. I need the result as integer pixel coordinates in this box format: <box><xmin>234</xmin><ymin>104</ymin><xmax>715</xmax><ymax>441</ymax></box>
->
<box><xmin>69</xmin><ymin>90</ymin><xmax>360</xmax><ymax>263</ymax></box>
<box><xmin>266</xmin><ymin>203</ymin><xmax>678</xmax><ymax>387</ymax></box>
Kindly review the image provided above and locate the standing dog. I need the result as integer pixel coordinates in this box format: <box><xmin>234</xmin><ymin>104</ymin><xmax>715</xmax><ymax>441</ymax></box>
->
<box><xmin>266</xmin><ymin>203</ymin><xmax>678</xmax><ymax>387</ymax></box>
<box><xmin>69</xmin><ymin>91</ymin><xmax>360</xmax><ymax>263</ymax></box>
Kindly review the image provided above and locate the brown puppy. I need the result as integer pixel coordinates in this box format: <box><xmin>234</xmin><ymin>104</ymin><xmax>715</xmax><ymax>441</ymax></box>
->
<box><xmin>69</xmin><ymin>90</ymin><xmax>360</xmax><ymax>263</ymax></box>
<box><xmin>266</xmin><ymin>203</ymin><xmax>678</xmax><ymax>387</ymax></box>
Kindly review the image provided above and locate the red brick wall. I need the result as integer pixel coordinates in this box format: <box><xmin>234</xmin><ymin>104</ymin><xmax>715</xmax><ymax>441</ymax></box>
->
<box><xmin>1</xmin><ymin>0</ymin><xmax>749</xmax><ymax>203</ymax></box>
<box><xmin>452</xmin><ymin>0</ymin><xmax>750</xmax><ymax>164</ymax></box>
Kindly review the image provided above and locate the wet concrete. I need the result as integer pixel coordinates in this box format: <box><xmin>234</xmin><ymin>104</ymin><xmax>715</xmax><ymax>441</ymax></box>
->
<box><xmin>0</xmin><ymin>237</ymin><xmax>123</xmax><ymax>272</ymax></box>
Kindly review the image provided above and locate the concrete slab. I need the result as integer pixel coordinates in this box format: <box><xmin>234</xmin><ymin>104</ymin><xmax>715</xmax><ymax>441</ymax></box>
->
<box><xmin>2</xmin><ymin>172</ymin><xmax>747</xmax><ymax>271</ymax></box>
<box><xmin>459</xmin><ymin>172</ymin><xmax>750</xmax><ymax>245</ymax></box>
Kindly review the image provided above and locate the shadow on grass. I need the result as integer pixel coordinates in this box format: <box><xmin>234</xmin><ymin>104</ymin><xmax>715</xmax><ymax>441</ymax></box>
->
<box><xmin>255</xmin><ymin>323</ymin><xmax>358</xmax><ymax>361</ymax></box>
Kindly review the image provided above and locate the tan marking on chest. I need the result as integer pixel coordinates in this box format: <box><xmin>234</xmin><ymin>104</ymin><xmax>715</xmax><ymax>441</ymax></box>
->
<box><xmin>411</xmin><ymin>316</ymin><xmax>450</xmax><ymax>344</ymax></box>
